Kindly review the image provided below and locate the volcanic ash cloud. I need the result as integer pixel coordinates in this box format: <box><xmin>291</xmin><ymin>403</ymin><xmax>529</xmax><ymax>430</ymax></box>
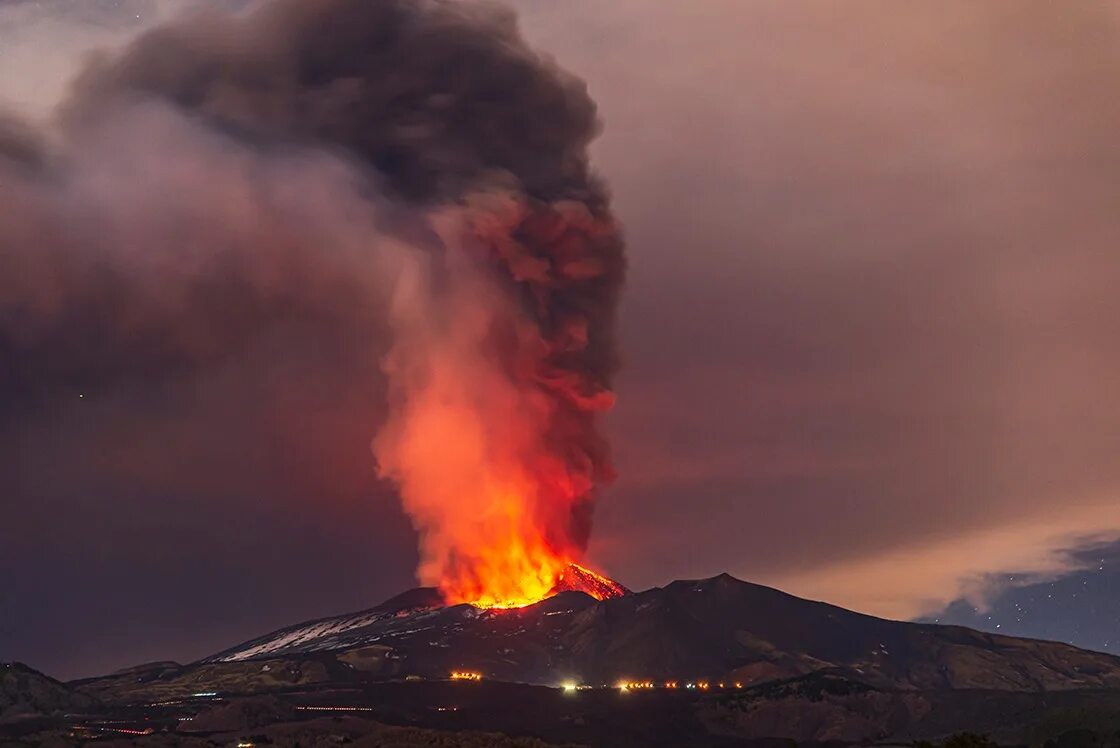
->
<box><xmin>1</xmin><ymin>0</ymin><xmax>625</xmax><ymax>607</ymax></box>
<box><xmin>375</xmin><ymin>187</ymin><xmax>623</xmax><ymax>608</ymax></box>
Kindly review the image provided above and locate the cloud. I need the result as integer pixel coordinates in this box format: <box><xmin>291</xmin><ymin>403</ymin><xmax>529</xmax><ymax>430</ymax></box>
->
<box><xmin>511</xmin><ymin>0</ymin><xmax>1120</xmax><ymax>612</ymax></box>
<box><xmin>1</xmin><ymin>0</ymin><xmax>622</xmax><ymax>676</ymax></box>
<box><xmin>6</xmin><ymin>0</ymin><xmax>1120</xmax><ymax>677</ymax></box>
<box><xmin>0</xmin><ymin>0</ymin><xmax>182</xmax><ymax>120</ymax></box>
<box><xmin>768</xmin><ymin>499</ymin><xmax>1120</xmax><ymax>620</ymax></box>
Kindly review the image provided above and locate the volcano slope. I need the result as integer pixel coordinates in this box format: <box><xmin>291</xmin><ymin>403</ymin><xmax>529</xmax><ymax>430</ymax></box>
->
<box><xmin>210</xmin><ymin>572</ymin><xmax>1120</xmax><ymax>691</ymax></box>
<box><xmin>78</xmin><ymin>573</ymin><xmax>1120</xmax><ymax>704</ymax></box>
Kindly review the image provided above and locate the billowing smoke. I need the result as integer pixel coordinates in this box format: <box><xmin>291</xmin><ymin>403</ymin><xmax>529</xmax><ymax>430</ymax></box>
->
<box><xmin>374</xmin><ymin>187</ymin><xmax>622</xmax><ymax>607</ymax></box>
<box><xmin>3</xmin><ymin>0</ymin><xmax>623</xmax><ymax>607</ymax></box>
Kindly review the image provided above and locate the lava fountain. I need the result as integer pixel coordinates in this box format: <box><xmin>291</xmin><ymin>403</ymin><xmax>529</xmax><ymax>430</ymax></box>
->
<box><xmin>328</xmin><ymin>3</ymin><xmax>628</xmax><ymax>611</ymax></box>
<box><xmin>374</xmin><ymin>194</ymin><xmax>625</xmax><ymax>609</ymax></box>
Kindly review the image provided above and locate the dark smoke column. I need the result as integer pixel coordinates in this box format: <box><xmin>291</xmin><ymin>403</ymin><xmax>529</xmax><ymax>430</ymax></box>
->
<box><xmin>71</xmin><ymin>0</ymin><xmax>624</xmax><ymax>607</ymax></box>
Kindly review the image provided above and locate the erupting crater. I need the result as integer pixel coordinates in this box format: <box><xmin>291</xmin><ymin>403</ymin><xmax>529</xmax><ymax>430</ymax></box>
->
<box><xmin>548</xmin><ymin>562</ymin><xmax>630</xmax><ymax>601</ymax></box>
<box><xmin>465</xmin><ymin>562</ymin><xmax>630</xmax><ymax>610</ymax></box>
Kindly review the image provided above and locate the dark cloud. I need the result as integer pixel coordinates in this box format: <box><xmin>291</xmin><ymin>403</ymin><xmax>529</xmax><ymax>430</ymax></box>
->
<box><xmin>0</xmin><ymin>114</ymin><xmax>42</xmax><ymax>166</ymax></box>
<box><xmin>2</xmin><ymin>0</ymin><xmax>620</xmax><ymax>677</ymax></box>
<box><xmin>68</xmin><ymin>0</ymin><xmax>601</xmax><ymax>204</ymax></box>
<box><xmin>3</xmin><ymin>0</ymin><xmax>613</xmax><ymax>413</ymax></box>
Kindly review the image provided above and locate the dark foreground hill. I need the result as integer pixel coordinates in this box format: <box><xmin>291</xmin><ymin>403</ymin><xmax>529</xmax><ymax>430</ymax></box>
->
<box><xmin>0</xmin><ymin>663</ymin><xmax>97</xmax><ymax>722</ymax></box>
<box><xmin>9</xmin><ymin>669</ymin><xmax>1120</xmax><ymax>746</ymax></box>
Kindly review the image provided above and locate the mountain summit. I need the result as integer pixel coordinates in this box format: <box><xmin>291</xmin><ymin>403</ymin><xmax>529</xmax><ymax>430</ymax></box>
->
<box><xmin>548</xmin><ymin>563</ymin><xmax>630</xmax><ymax>600</ymax></box>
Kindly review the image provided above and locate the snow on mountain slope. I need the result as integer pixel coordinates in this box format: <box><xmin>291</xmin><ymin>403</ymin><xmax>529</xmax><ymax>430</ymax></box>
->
<box><xmin>207</xmin><ymin>587</ymin><xmax>447</xmax><ymax>663</ymax></box>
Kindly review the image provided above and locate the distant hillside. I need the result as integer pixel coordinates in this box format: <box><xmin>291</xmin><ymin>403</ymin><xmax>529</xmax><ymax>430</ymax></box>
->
<box><xmin>0</xmin><ymin>662</ymin><xmax>97</xmax><ymax>721</ymax></box>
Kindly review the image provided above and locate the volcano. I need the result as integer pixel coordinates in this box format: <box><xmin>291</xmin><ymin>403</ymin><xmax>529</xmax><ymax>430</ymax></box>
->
<box><xmin>84</xmin><ymin>572</ymin><xmax>1118</xmax><ymax>695</ymax></box>
<box><xmin>47</xmin><ymin>574</ymin><xmax>1120</xmax><ymax>745</ymax></box>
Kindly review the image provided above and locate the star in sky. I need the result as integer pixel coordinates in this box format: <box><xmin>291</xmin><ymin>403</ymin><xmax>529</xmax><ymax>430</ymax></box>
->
<box><xmin>922</xmin><ymin>540</ymin><xmax>1120</xmax><ymax>653</ymax></box>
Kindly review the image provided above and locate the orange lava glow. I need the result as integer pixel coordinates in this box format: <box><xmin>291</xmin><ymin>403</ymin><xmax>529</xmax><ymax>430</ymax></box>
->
<box><xmin>464</xmin><ymin>561</ymin><xmax>623</xmax><ymax>610</ymax></box>
<box><xmin>372</xmin><ymin>286</ymin><xmax>592</xmax><ymax>609</ymax></box>
<box><xmin>373</xmin><ymin>197</ymin><xmax>623</xmax><ymax>613</ymax></box>
<box><xmin>454</xmin><ymin>536</ymin><xmax>571</xmax><ymax>610</ymax></box>
<box><xmin>373</xmin><ymin>354</ymin><xmax>593</xmax><ymax>608</ymax></box>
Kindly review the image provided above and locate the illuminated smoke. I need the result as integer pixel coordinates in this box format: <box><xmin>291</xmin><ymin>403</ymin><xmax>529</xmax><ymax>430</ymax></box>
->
<box><xmin>375</xmin><ymin>188</ymin><xmax>622</xmax><ymax>607</ymax></box>
<box><xmin>2</xmin><ymin>0</ymin><xmax>624</xmax><ymax>606</ymax></box>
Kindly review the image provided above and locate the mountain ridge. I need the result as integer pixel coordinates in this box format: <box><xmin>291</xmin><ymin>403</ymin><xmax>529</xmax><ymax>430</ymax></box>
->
<box><xmin>186</xmin><ymin>572</ymin><xmax>1120</xmax><ymax>694</ymax></box>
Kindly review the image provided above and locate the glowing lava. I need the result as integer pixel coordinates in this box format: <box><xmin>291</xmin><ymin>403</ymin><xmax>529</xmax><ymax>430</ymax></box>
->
<box><xmin>549</xmin><ymin>562</ymin><xmax>630</xmax><ymax>602</ymax></box>
<box><xmin>465</xmin><ymin>562</ymin><xmax>629</xmax><ymax>610</ymax></box>
<box><xmin>373</xmin><ymin>197</ymin><xmax>624</xmax><ymax>613</ymax></box>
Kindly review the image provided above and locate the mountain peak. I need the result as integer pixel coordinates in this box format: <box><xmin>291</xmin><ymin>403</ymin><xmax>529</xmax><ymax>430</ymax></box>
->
<box><xmin>374</xmin><ymin>586</ymin><xmax>444</xmax><ymax>615</ymax></box>
<box><xmin>548</xmin><ymin>563</ymin><xmax>630</xmax><ymax>601</ymax></box>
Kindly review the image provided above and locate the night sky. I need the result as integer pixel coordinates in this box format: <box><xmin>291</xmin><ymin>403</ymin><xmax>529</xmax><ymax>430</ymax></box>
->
<box><xmin>921</xmin><ymin>540</ymin><xmax>1120</xmax><ymax>653</ymax></box>
<box><xmin>3</xmin><ymin>0</ymin><xmax>1120</xmax><ymax>680</ymax></box>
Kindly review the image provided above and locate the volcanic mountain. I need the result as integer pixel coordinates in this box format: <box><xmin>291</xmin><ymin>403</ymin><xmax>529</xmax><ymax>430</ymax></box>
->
<box><xmin>53</xmin><ymin>573</ymin><xmax>1120</xmax><ymax>745</ymax></box>
<box><xmin>155</xmin><ymin>572</ymin><xmax>1120</xmax><ymax>694</ymax></box>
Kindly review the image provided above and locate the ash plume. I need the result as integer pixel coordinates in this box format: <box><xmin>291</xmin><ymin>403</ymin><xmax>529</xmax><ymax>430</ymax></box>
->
<box><xmin>0</xmin><ymin>115</ymin><xmax>42</xmax><ymax>167</ymax></box>
<box><xmin>2</xmin><ymin>0</ymin><xmax>623</xmax><ymax>606</ymax></box>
